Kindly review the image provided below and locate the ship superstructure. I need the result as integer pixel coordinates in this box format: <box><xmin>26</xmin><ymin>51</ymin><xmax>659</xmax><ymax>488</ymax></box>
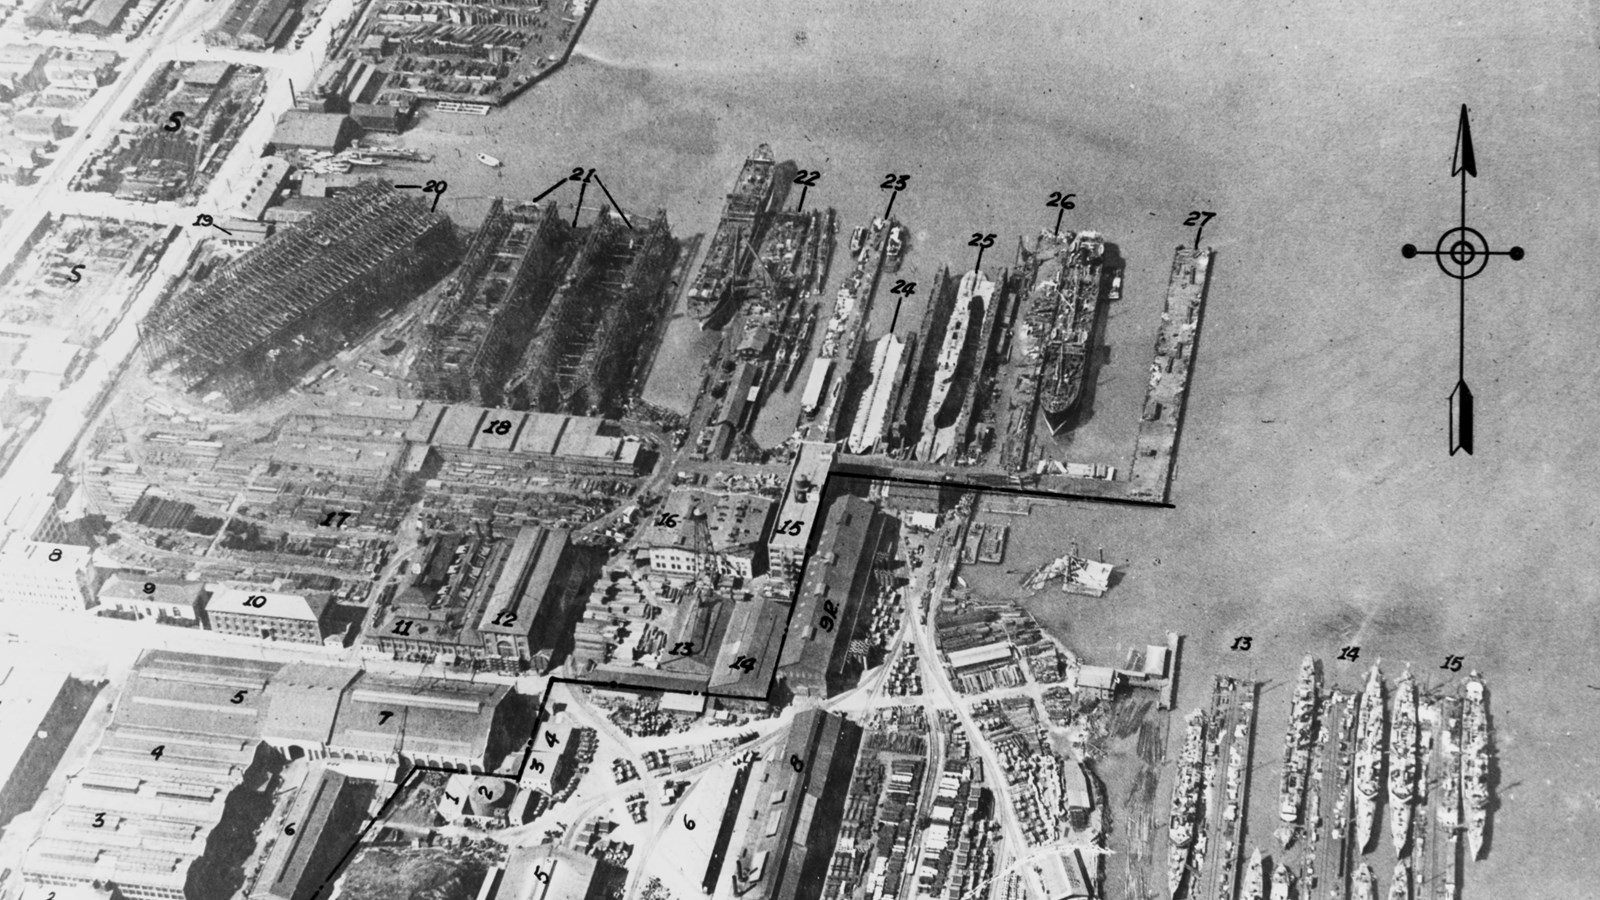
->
<box><xmin>1168</xmin><ymin>709</ymin><xmax>1207</xmax><ymax>897</ymax></box>
<box><xmin>1388</xmin><ymin>666</ymin><xmax>1419</xmax><ymax>854</ymax></box>
<box><xmin>915</xmin><ymin>268</ymin><xmax>996</xmax><ymax>461</ymax></box>
<box><xmin>1460</xmin><ymin>675</ymin><xmax>1490</xmax><ymax>860</ymax></box>
<box><xmin>1021</xmin><ymin>230</ymin><xmax>1105</xmax><ymax>435</ymax></box>
<box><xmin>1277</xmin><ymin>655</ymin><xmax>1321</xmax><ymax>845</ymax></box>
<box><xmin>1354</xmin><ymin>664</ymin><xmax>1386</xmax><ymax>853</ymax></box>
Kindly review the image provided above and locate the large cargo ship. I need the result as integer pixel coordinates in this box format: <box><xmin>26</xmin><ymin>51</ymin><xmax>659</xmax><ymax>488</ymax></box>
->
<box><xmin>1354</xmin><ymin>664</ymin><xmax>1387</xmax><ymax>854</ymax></box>
<box><xmin>916</xmin><ymin>269</ymin><xmax>996</xmax><ymax>462</ymax></box>
<box><xmin>1167</xmin><ymin>710</ymin><xmax>1206</xmax><ymax>898</ymax></box>
<box><xmin>1276</xmin><ymin>655</ymin><xmax>1320</xmax><ymax>846</ymax></box>
<box><xmin>686</xmin><ymin>144</ymin><xmax>777</xmax><ymax>328</ymax></box>
<box><xmin>1460</xmin><ymin>674</ymin><xmax>1490</xmax><ymax>860</ymax></box>
<box><xmin>1388</xmin><ymin>666</ymin><xmax>1419</xmax><ymax>855</ymax></box>
<box><xmin>1022</xmin><ymin>230</ymin><xmax>1104</xmax><ymax>435</ymax></box>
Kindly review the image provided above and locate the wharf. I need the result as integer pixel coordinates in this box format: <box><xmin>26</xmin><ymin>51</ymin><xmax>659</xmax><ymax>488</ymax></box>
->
<box><xmin>1191</xmin><ymin>676</ymin><xmax>1258</xmax><ymax>900</ymax></box>
<box><xmin>1126</xmin><ymin>246</ymin><xmax>1215</xmax><ymax>502</ymax></box>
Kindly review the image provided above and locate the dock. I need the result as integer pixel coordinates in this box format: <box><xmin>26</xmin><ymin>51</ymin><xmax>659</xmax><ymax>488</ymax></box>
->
<box><xmin>1126</xmin><ymin>245</ymin><xmax>1214</xmax><ymax>502</ymax></box>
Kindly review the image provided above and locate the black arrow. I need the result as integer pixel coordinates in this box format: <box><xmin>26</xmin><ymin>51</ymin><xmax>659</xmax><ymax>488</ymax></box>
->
<box><xmin>1452</xmin><ymin>104</ymin><xmax>1476</xmax><ymax>179</ymax></box>
<box><xmin>1451</xmin><ymin>105</ymin><xmax>1475</xmax><ymax>455</ymax></box>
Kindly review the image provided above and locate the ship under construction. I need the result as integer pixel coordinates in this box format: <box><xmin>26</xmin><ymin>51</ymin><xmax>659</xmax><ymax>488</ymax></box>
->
<box><xmin>409</xmin><ymin>198</ymin><xmax>680</xmax><ymax>418</ymax></box>
<box><xmin>139</xmin><ymin>179</ymin><xmax>461</xmax><ymax>408</ymax></box>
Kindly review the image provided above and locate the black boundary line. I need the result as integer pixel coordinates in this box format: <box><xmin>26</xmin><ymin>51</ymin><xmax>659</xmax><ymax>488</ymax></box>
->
<box><xmin>591</xmin><ymin>173</ymin><xmax>632</xmax><ymax>229</ymax></box>
<box><xmin>308</xmin><ymin>455</ymin><xmax>1177</xmax><ymax>894</ymax></box>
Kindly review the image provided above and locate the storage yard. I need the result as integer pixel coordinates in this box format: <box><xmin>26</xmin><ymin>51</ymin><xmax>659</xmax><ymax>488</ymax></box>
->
<box><xmin>315</xmin><ymin>0</ymin><xmax>595</xmax><ymax>108</ymax></box>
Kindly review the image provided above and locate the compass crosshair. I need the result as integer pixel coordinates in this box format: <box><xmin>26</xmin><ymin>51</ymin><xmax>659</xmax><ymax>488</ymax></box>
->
<box><xmin>1400</xmin><ymin>105</ymin><xmax>1524</xmax><ymax>456</ymax></box>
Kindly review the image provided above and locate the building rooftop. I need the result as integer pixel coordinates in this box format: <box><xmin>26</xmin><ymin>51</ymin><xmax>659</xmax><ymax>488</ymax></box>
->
<box><xmin>641</xmin><ymin>489</ymin><xmax>773</xmax><ymax>558</ymax></box>
<box><xmin>206</xmin><ymin>586</ymin><xmax>328</xmax><ymax>623</ymax></box>
<box><xmin>182</xmin><ymin>60</ymin><xmax>233</xmax><ymax>87</ymax></box>
<box><xmin>779</xmin><ymin>495</ymin><xmax>878</xmax><ymax>677</ymax></box>
<box><xmin>493</xmin><ymin>843</ymin><xmax>601</xmax><ymax>900</ymax></box>
<box><xmin>769</xmin><ymin>441</ymin><xmax>836</xmax><ymax>561</ymax></box>
<box><xmin>260</xmin><ymin>663</ymin><xmax>358</xmax><ymax>746</ymax></box>
<box><xmin>98</xmin><ymin>573</ymin><xmax>204</xmax><ymax>609</ymax></box>
<box><xmin>947</xmin><ymin>641</ymin><xmax>1012</xmax><ymax>671</ymax></box>
<box><xmin>478</xmin><ymin>527</ymin><xmax>569</xmax><ymax>636</ymax></box>
<box><xmin>260</xmin><ymin>766</ymin><xmax>375</xmax><ymax>900</ymax></box>
<box><xmin>329</xmin><ymin>672</ymin><xmax>509</xmax><ymax>763</ymax></box>
<box><xmin>272</xmin><ymin>110</ymin><xmax>353</xmax><ymax>149</ymax></box>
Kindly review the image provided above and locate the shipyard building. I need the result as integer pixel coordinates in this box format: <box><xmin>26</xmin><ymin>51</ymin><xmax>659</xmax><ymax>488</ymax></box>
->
<box><xmin>139</xmin><ymin>180</ymin><xmax>459</xmax><ymax>407</ymax></box>
<box><xmin>374</xmin><ymin>526</ymin><xmax>592</xmax><ymax>672</ymax></box>
<box><xmin>767</xmin><ymin>441</ymin><xmax>837</xmax><ymax>574</ymax></box>
<box><xmin>733</xmin><ymin>710</ymin><xmax>862</xmax><ymax>900</ymax></box>
<box><xmin>410</xmin><ymin>201</ymin><xmax>679</xmax><ymax>418</ymax></box>
<box><xmin>777</xmin><ymin>495</ymin><xmax>892</xmax><ymax>699</ymax></box>
<box><xmin>19</xmin><ymin>652</ymin><xmax>524</xmax><ymax>900</ymax></box>
<box><xmin>639</xmin><ymin>487</ymin><xmax>774</xmax><ymax>581</ymax></box>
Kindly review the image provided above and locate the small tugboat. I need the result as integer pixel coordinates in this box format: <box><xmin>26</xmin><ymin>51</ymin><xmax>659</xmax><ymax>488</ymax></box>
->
<box><xmin>1269</xmin><ymin>863</ymin><xmax>1294</xmax><ymax>900</ymax></box>
<box><xmin>1241</xmin><ymin>848</ymin><xmax>1266</xmax><ymax>900</ymax></box>
<box><xmin>477</xmin><ymin>152</ymin><xmax>502</xmax><ymax>168</ymax></box>
<box><xmin>1354</xmin><ymin>864</ymin><xmax>1377</xmax><ymax>900</ymax></box>
<box><xmin>1388</xmin><ymin>861</ymin><xmax>1410</xmax><ymax>900</ymax></box>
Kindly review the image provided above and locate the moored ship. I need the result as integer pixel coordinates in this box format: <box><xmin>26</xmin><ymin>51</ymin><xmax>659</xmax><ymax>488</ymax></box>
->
<box><xmin>687</xmin><ymin>144</ymin><xmax>777</xmax><ymax>328</ymax></box>
<box><xmin>1460</xmin><ymin>674</ymin><xmax>1490</xmax><ymax>860</ymax></box>
<box><xmin>1276</xmin><ymin>655</ymin><xmax>1321</xmax><ymax>846</ymax></box>
<box><xmin>1354</xmin><ymin>664</ymin><xmax>1387</xmax><ymax>854</ymax></box>
<box><xmin>1167</xmin><ymin>710</ymin><xmax>1206</xmax><ymax>898</ymax></box>
<box><xmin>1270</xmin><ymin>863</ymin><xmax>1293</xmax><ymax>900</ymax></box>
<box><xmin>1388</xmin><ymin>861</ymin><xmax>1410</xmax><ymax>900</ymax></box>
<box><xmin>1354</xmin><ymin>864</ymin><xmax>1376</xmax><ymax>900</ymax></box>
<box><xmin>1242</xmin><ymin>848</ymin><xmax>1266</xmax><ymax>900</ymax></box>
<box><xmin>916</xmin><ymin>269</ymin><xmax>995</xmax><ymax>462</ymax></box>
<box><xmin>1388</xmin><ymin>666</ymin><xmax>1419</xmax><ymax>855</ymax></box>
<box><xmin>1025</xmin><ymin>230</ymin><xmax>1105</xmax><ymax>434</ymax></box>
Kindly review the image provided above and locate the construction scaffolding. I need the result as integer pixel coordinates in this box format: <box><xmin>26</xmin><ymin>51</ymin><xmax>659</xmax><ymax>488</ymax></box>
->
<box><xmin>503</xmin><ymin>207</ymin><xmax>678</xmax><ymax>416</ymax></box>
<box><xmin>409</xmin><ymin>199</ymin><xmax>572</xmax><ymax>404</ymax></box>
<box><xmin>139</xmin><ymin>179</ymin><xmax>459</xmax><ymax>406</ymax></box>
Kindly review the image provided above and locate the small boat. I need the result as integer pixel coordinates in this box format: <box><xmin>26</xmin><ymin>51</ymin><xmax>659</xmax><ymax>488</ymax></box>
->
<box><xmin>346</xmin><ymin>155</ymin><xmax>383</xmax><ymax>167</ymax></box>
<box><xmin>1270</xmin><ymin>863</ymin><xmax>1293</xmax><ymax>900</ymax></box>
<box><xmin>477</xmin><ymin>152</ymin><xmax>502</xmax><ymax>168</ymax></box>
<box><xmin>1354</xmin><ymin>864</ymin><xmax>1376</xmax><ymax>900</ymax></box>
<box><xmin>1388</xmin><ymin>861</ymin><xmax>1410</xmax><ymax>900</ymax></box>
<box><xmin>849</xmin><ymin>225</ymin><xmax>866</xmax><ymax>257</ymax></box>
<box><xmin>1242</xmin><ymin>849</ymin><xmax>1266</xmax><ymax>900</ymax></box>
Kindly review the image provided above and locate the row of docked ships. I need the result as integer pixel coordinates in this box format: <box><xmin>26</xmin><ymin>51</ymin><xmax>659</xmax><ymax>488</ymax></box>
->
<box><xmin>1167</xmin><ymin>661</ymin><xmax>1492</xmax><ymax>900</ymax></box>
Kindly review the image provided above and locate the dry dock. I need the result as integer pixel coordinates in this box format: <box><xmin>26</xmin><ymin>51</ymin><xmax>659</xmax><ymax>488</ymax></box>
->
<box><xmin>1125</xmin><ymin>245</ymin><xmax>1214</xmax><ymax>502</ymax></box>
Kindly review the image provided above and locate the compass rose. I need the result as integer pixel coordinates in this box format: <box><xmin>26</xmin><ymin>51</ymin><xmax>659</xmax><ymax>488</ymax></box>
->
<box><xmin>1400</xmin><ymin>105</ymin><xmax>1524</xmax><ymax>456</ymax></box>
